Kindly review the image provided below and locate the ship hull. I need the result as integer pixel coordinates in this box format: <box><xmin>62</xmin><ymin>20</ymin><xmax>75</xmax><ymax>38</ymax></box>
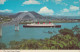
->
<box><xmin>23</xmin><ymin>25</ymin><xmax>61</xmax><ymax>28</ymax></box>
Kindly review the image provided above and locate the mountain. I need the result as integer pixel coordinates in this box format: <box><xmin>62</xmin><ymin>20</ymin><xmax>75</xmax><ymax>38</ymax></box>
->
<box><xmin>0</xmin><ymin>11</ymin><xmax>80</xmax><ymax>20</ymax></box>
<box><xmin>0</xmin><ymin>12</ymin><xmax>15</xmax><ymax>16</ymax></box>
<box><xmin>45</xmin><ymin>16</ymin><xmax>80</xmax><ymax>19</ymax></box>
<box><xmin>9</xmin><ymin>11</ymin><xmax>47</xmax><ymax>21</ymax></box>
<box><xmin>22</xmin><ymin>11</ymin><xmax>45</xmax><ymax>20</ymax></box>
<box><xmin>53</xmin><ymin>15</ymin><xmax>80</xmax><ymax>19</ymax></box>
<box><xmin>9</xmin><ymin>12</ymin><xmax>24</xmax><ymax>18</ymax></box>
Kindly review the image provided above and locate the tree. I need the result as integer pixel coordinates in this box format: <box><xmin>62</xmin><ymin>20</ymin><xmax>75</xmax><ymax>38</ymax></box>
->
<box><xmin>59</xmin><ymin>28</ymin><xmax>74</xmax><ymax>36</ymax></box>
<box><xmin>72</xmin><ymin>25</ymin><xmax>80</xmax><ymax>35</ymax></box>
<box><xmin>0</xmin><ymin>43</ymin><xmax>6</xmax><ymax>49</ymax></box>
<box><xmin>72</xmin><ymin>25</ymin><xmax>80</xmax><ymax>41</ymax></box>
<box><xmin>8</xmin><ymin>28</ymin><xmax>80</xmax><ymax>49</ymax></box>
<box><xmin>50</xmin><ymin>34</ymin><xmax>80</xmax><ymax>49</ymax></box>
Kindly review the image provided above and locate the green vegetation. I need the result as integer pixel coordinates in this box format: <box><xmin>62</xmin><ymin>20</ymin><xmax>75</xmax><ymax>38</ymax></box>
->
<box><xmin>8</xmin><ymin>34</ymin><xmax>80</xmax><ymax>49</ymax></box>
<box><xmin>59</xmin><ymin>28</ymin><xmax>74</xmax><ymax>36</ymax></box>
<box><xmin>0</xmin><ymin>16</ymin><xmax>12</xmax><ymax>24</ymax></box>
<box><xmin>0</xmin><ymin>25</ymin><xmax>80</xmax><ymax>49</ymax></box>
<box><xmin>0</xmin><ymin>43</ymin><xmax>6</xmax><ymax>49</ymax></box>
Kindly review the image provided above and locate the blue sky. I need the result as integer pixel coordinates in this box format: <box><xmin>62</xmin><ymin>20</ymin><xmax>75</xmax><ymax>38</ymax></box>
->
<box><xmin>0</xmin><ymin>0</ymin><xmax>80</xmax><ymax>16</ymax></box>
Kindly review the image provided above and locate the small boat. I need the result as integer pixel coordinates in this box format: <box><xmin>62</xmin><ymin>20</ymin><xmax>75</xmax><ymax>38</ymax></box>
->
<box><xmin>23</xmin><ymin>22</ymin><xmax>61</xmax><ymax>28</ymax></box>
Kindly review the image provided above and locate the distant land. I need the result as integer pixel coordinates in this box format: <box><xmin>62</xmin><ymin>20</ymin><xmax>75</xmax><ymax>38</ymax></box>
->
<box><xmin>0</xmin><ymin>11</ymin><xmax>80</xmax><ymax>20</ymax></box>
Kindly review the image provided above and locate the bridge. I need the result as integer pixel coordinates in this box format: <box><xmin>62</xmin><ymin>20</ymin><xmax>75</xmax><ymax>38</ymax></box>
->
<box><xmin>0</xmin><ymin>12</ymin><xmax>37</xmax><ymax>37</ymax></box>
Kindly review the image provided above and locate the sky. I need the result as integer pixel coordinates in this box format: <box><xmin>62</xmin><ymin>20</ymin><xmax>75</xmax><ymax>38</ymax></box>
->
<box><xmin>0</xmin><ymin>0</ymin><xmax>80</xmax><ymax>16</ymax></box>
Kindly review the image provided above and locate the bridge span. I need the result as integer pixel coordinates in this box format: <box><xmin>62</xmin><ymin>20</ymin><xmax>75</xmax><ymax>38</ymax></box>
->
<box><xmin>0</xmin><ymin>12</ymin><xmax>37</xmax><ymax>37</ymax></box>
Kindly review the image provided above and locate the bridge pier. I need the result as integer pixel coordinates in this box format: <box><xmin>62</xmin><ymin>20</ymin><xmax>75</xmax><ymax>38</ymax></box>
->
<box><xmin>15</xmin><ymin>24</ymin><xmax>19</xmax><ymax>31</ymax></box>
<box><xmin>0</xmin><ymin>25</ymin><xmax>2</xmax><ymax>37</ymax></box>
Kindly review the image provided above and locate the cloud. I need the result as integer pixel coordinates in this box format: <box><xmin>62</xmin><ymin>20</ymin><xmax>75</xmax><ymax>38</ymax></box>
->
<box><xmin>0</xmin><ymin>9</ymin><xmax>12</xmax><ymax>12</ymax></box>
<box><xmin>43</xmin><ymin>0</ymin><xmax>68</xmax><ymax>6</ymax></box>
<box><xmin>60</xmin><ymin>5</ymin><xmax>79</xmax><ymax>14</ymax></box>
<box><xmin>55</xmin><ymin>0</ymin><xmax>62</xmax><ymax>2</ymax></box>
<box><xmin>55</xmin><ymin>0</ymin><xmax>62</xmax><ymax>4</ymax></box>
<box><xmin>43</xmin><ymin>0</ymin><xmax>62</xmax><ymax>2</ymax></box>
<box><xmin>43</xmin><ymin>0</ymin><xmax>54</xmax><ymax>2</ymax></box>
<box><xmin>58</xmin><ymin>6</ymin><xmax>79</xmax><ymax>16</ymax></box>
<box><xmin>74</xmin><ymin>1</ymin><xmax>79</xmax><ymax>4</ymax></box>
<box><xmin>46</xmin><ymin>0</ymin><xmax>49</xmax><ymax>2</ymax></box>
<box><xmin>70</xmin><ymin>5</ymin><xmax>79</xmax><ymax>11</ymax></box>
<box><xmin>19</xmin><ymin>11</ymin><xmax>28</xmax><ymax>12</ymax></box>
<box><xmin>78</xmin><ymin>11</ymin><xmax>80</xmax><ymax>15</ymax></box>
<box><xmin>22</xmin><ymin>0</ymin><xmax>40</xmax><ymax>5</ymax></box>
<box><xmin>62</xmin><ymin>3</ymin><xmax>68</xmax><ymax>6</ymax></box>
<box><xmin>54</xmin><ymin>0</ymin><xmax>68</xmax><ymax>6</ymax></box>
<box><xmin>0</xmin><ymin>0</ymin><xmax>6</xmax><ymax>4</ymax></box>
<box><xmin>61</xmin><ymin>5</ymin><xmax>79</xmax><ymax>13</ymax></box>
<box><xmin>38</xmin><ymin>7</ymin><xmax>54</xmax><ymax>15</ymax></box>
<box><xmin>43</xmin><ymin>0</ymin><xmax>50</xmax><ymax>2</ymax></box>
<box><xmin>62</xmin><ymin>8</ymin><xmax>69</xmax><ymax>12</ymax></box>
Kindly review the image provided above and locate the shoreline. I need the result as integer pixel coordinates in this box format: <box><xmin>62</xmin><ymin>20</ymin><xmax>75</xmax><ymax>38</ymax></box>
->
<box><xmin>20</xmin><ymin>22</ymin><xmax>80</xmax><ymax>24</ymax></box>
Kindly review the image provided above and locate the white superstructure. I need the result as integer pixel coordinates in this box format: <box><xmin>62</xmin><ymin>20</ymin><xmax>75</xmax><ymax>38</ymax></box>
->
<box><xmin>26</xmin><ymin>23</ymin><xmax>55</xmax><ymax>26</ymax></box>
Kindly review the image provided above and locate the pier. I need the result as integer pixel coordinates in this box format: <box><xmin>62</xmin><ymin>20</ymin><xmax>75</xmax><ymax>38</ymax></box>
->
<box><xmin>15</xmin><ymin>24</ymin><xmax>19</xmax><ymax>31</ymax></box>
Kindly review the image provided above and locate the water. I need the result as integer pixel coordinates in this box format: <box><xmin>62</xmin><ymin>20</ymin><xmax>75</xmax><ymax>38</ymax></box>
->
<box><xmin>0</xmin><ymin>23</ymin><xmax>80</xmax><ymax>45</ymax></box>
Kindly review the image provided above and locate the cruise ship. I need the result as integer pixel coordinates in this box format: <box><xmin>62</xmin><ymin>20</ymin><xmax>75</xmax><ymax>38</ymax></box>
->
<box><xmin>23</xmin><ymin>22</ymin><xmax>61</xmax><ymax>28</ymax></box>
